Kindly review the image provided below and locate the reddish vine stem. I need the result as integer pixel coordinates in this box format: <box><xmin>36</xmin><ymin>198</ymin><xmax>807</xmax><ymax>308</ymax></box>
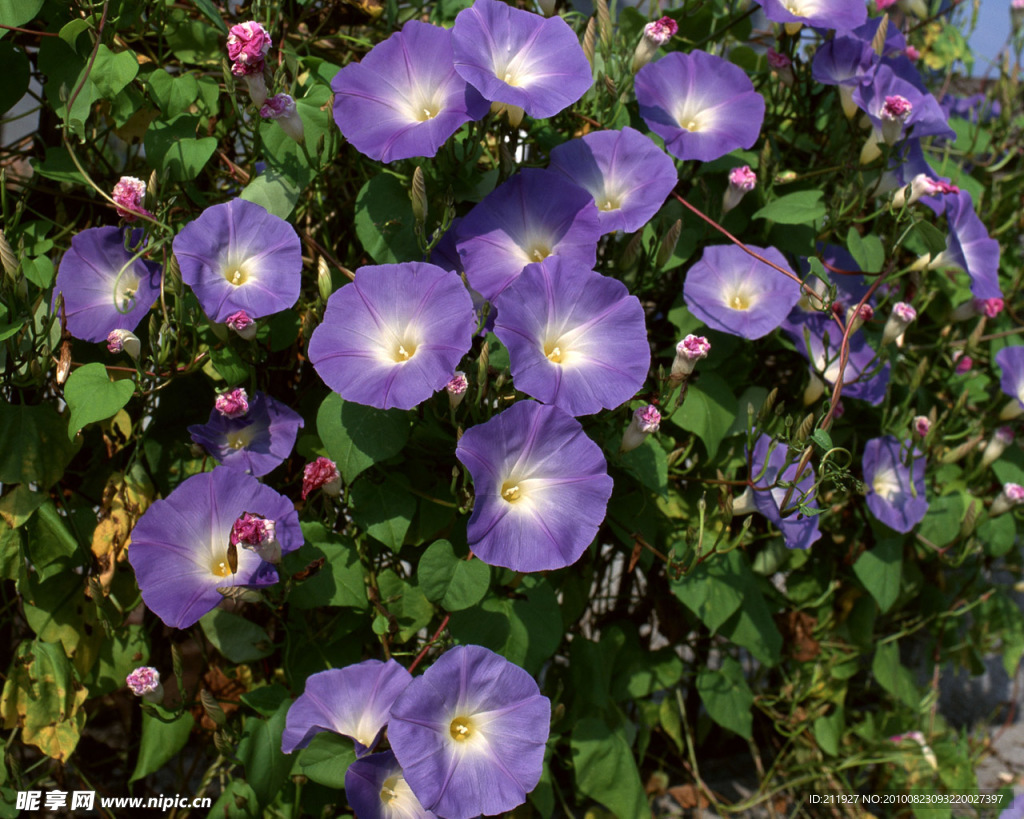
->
<box><xmin>408</xmin><ymin>614</ymin><xmax>450</xmax><ymax>674</ymax></box>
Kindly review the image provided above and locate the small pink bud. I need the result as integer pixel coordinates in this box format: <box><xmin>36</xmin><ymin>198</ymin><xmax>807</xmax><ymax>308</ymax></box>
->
<box><xmin>302</xmin><ymin>457</ymin><xmax>342</xmax><ymax>500</ymax></box>
<box><xmin>913</xmin><ymin>416</ymin><xmax>931</xmax><ymax>438</ymax></box>
<box><xmin>106</xmin><ymin>329</ymin><xmax>141</xmax><ymax>360</ymax></box>
<box><xmin>882</xmin><ymin>96</ymin><xmax>913</xmax><ymax>120</ymax></box>
<box><xmin>723</xmin><ymin>166</ymin><xmax>756</xmax><ymax>213</ymax></box>
<box><xmin>215</xmin><ymin>387</ymin><xmax>249</xmax><ymax>419</ymax></box>
<box><xmin>671</xmin><ymin>335</ymin><xmax>710</xmax><ymax>379</ymax></box>
<box><xmin>643</xmin><ymin>16</ymin><xmax>678</xmax><ymax>46</ymax></box>
<box><xmin>876</xmin><ymin>0</ymin><xmax>898</xmax><ymax>9</ymax></box>
<box><xmin>974</xmin><ymin>297</ymin><xmax>1004</xmax><ymax>318</ymax></box>
<box><xmin>904</xmin><ymin>45</ymin><xmax>920</xmax><ymax>60</ymax></box>
<box><xmin>126</xmin><ymin>667</ymin><xmax>163</xmax><ymax>701</ymax></box>
<box><xmin>620</xmin><ymin>405</ymin><xmax>661</xmax><ymax>453</ymax></box>
<box><xmin>230</xmin><ymin>512</ymin><xmax>280</xmax><ymax>563</ymax></box>
<box><xmin>991</xmin><ymin>482</ymin><xmax>1024</xmax><ymax>516</ymax></box>
<box><xmin>766</xmin><ymin>48</ymin><xmax>791</xmax><ymax>69</ymax></box>
<box><xmin>954</xmin><ymin>352</ymin><xmax>973</xmax><ymax>374</ymax></box>
<box><xmin>445</xmin><ymin>371</ymin><xmax>469</xmax><ymax>409</ymax></box>
<box><xmin>112</xmin><ymin>176</ymin><xmax>151</xmax><ymax>222</ymax></box>
<box><xmin>225</xmin><ymin>310</ymin><xmax>257</xmax><ymax>340</ymax></box>
<box><xmin>260</xmin><ymin>94</ymin><xmax>304</xmax><ymax>143</ymax></box>
<box><xmin>846</xmin><ymin>303</ymin><xmax>874</xmax><ymax>333</ymax></box>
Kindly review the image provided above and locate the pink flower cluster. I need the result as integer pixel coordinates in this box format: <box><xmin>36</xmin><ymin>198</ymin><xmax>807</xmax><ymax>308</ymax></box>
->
<box><xmin>643</xmin><ymin>16</ymin><xmax>678</xmax><ymax>46</ymax></box>
<box><xmin>215</xmin><ymin>387</ymin><xmax>249</xmax><ymax>419</ymax></box>
<box><xmin>227</xmin><ymin>21</ymin><xmax>272</xmax><ymax>77</ymax></box>
<box><xmin>112</xmin><ymin>176</ymin><xmax>151</xmax><ymax>222</ymax></box>
<box><xmin>230</xmin><ymin>512</ymin><xmax>274</xmax><ymax>547</ymax></box>
<box><xmin>126</xmin><ymin>666</ymin><xmax>161</xmax><ymax>697</ymax></box>
<box><xmin>302</xmin><ymin>457</ymin><xmax>341</xmax><ymax>500</ymax></box>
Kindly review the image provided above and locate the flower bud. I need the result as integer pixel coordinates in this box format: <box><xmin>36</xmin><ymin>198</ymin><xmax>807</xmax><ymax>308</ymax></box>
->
<box><xmin>892</xmin><ymin>173</ymin><xmax>959</xmax><ymax>208</ymax></box>
<box><xmin>845</xmin><ymin>303</ymin><xmax>873</xmax><ymax>334</ymax></box>
<box><xmin>980</xmin><ymin>426</ymin><xmax>1014</xmax><ymax>469</ymax></box>
<box><xmin>670</xmin><ymin>334</ymin><xmax>710</xmax><ymax>380</ymax></box>
<box><xmin>106</xmin><ymin>329</ymin><xmax>141</xmax><ymax>361</ymax></box>
<box><xmin>215</xmin><ymin>387</ymin><xmax>249</xmax><ymax>419</ymax></box>
<box><xmin>990</xmin><ymin>482</ymin><xmax>1024</xmax><ymax>517</ymax></box>
<box><xmin>722</xmin><ymin>165</ymin><xmax>756</xmax><ymax>214</ymax></box>
<box><xmin>230</xmin><ymin>512</ymin><xmax>281</xmax><ymax>564</ymax></box>
<box><xmin>260</xmin><ymin>94</ymin><xmax>304</xmax><ymax>143</ymax></box>
<box><xmin>112</xmin><ymin>176</ymin><xmax>152</xmax><ymax>222</ymax></box>
<box><xmin>631</xmin><ymin>16</ymin><xmax>677</xmax><ymax>73</ymax></box>
<box><xmin>536</xmin><ymin>0</ymin><xmax>557</xmax><ymax>16</ymax></box>
<box><xmin>880</xmin><ymin>95</ymin><xmax>912</xmax><ymax>145</ymax></box>
<box><xmin>446</xmin><ymin>371</ymin><xmax>469</xmax><ymax>410</ymax></box>
<box><xmin>766</xmin><ymin>48</ymin><xmax>794</xmax><ymax>86</ymax></box>
<box><xmin>656</xmin><ymin>218</ymin><xmax>681</xmax><ymax>268</ymax></box>
<box><xmin>227</xmin><ymin>21</ymin><xmax>272</xmax><ymax>72</ymax></box>
<box><xmin>882</xmin><ymin>302</ymin><xmax>916</xmax><ymax>345</ymax></box>
<box><xmin>620</xmin><ymin>405</ymin><xmax>661</xmax><ymax>453</ymax></box>
<box><xmin>126</xmin><ymin>667</ymin><xmax>164</xmax><ymax>702</ymax></box>
<box><xmin>410</xmin><ymin>166</ymin><xmax>428</xmax><ymax>226</ymax></box>
<box><xmin>317</xmin><ymin>257</ymin><xmax>333</xmax><ymax>303</ymax></box>
<box><xmin>912</xmin><ymin>415</ymin><xmax>931</xmax><ymax>438</ymax></box>
<box><xmin>302</xmin><ymin>456</ymin><xmax>342</xmax><ymax>500</ymax></box>
<box><xmin>225</xmin><ymin>310</ymin><xmax>257</xmax><ymax>340</ymax></box>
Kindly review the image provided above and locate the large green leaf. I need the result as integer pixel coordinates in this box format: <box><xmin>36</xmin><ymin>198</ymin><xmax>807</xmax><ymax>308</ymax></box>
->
<box><xmin>697</xmin><ymin>656</ymin><xmax>753</xmax><ymax>739</ymax></box>
<box><xmin>852</xmin><ymin>537</ymin><xmax>902</xmax><ymax>613</ymax></box>
<box><xmin>240</xmin><ymin>170</ymin><xmax>302</xmax><ymax>220</ymax></box>
<box><xmin>671</xmin><ymin>372</ymin><xmax>737</xmax><ymax>459</ymax></box>
<box><xmin>64</xmin><ymin>363</ymin><xmax>135</xmax><ymax>440</ymax></box>
<box><xmin>130</xmin><ymin>710</ymin><xmax>194</xmax><ymax>782</ymax></box>
<box><xmin>753</xmin><ymin>190</ymin><xmax>826</xmax><ymax>225</ymax></box>
<box><xmin>449</xmin><ymin>576</ymin><xmax>561</xmax><ymax>674</ymax></box>
<box><xmin>0</xmin><ymin>640</ymin><xmax>88</xmax><ymax>761</ymax></box>
<box><xmin>0</xmin><ymin>403</ymin><xmax>76</xmax><ymax>489</ymax></box>
<box><xmin>316</xmin><ymin>393</ymin><xmax>409</xmax><ymax>483</ymax></box>
<box><xmin>872</xmin><ymin>641</ymin><xmax>920</xmax><ymax>708</ymax></box>
<box><xmin>0</xmin><ymin>0</ymin><xmax>43</xmax><ymax>32</ymax></box>
<box><xmin>571</xmin><ymin>717</ymin><xmax>649</xmax><ymax>818</ymax></box>
<box><xmin>845</xmin><ymin>227</ymin><xmax>884</xmax><ymax>273</ymax></box>
<box><xmin>350</xmin><ymin>478</ymin><xmax>415</xmax><ymax>551</ymax></box>
<box><xmin>143</xmin><ymin>114</ymin><xmax>217</xmax><ymax>181</ymax></box>
<box><xmin>200</xmin><ymin>610</ymin><xmax>274</xmax><ymax>663</ymax></box>
<box><xmin>90</xmin><ymin>45</ymin><xmax>138</xmax><ymax>100</ymax></box>
<box><xmin>354</xmin><ymin>174</ymin><xmax>419</xmax><ymax>264</ymax></box>
<box><xmin>297</xmin><ymin>732</ymin><xmax>356</xmax><ymax>789</ymax></box>
<box><xmin>418</xmin><ymin>540</ymin><xmax>490</xmax><ymax>611</ymax></box>
<box><xmin>237</xmin><ymin>701</ymin><xmax>293</xmax><ymax>807</ymax></box>
<box><xmin>285</xmin><ymin>523</ymin><xmax>368</xmax><ymax>610</ymax></box>
<box><xmin>147</xmin><ymin>68</ymin><xmax>200</xmax><ymax>119</ymax></box>
<box><xmin>377</xmin><ymin>570</ymin><xmax>434</xmax><ymax>643</ymax></box>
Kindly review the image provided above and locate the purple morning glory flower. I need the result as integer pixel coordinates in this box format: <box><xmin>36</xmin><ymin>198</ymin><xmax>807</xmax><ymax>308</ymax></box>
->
<box><xmin>53</xmin><ymin>227</ymin><xmax>161</xmax><ymax>343</ymax></box>
<box><xmin>863</xmin><ymin>436</ymin><xmax>928</xmax><ymax>533</ymax></box>
<box><xmin>308</xmin><ymin>262</ymin><xmax>476</xmax><ymax>411</ymax></box>
<box><xmin>456</xmin><ymin>401</ymin><xmax>612</xmax><ymax>571</ymax></box>
<box><xmin>548</xmin><ymin>126</ymin><xmax>678</xmax><ymax>234</ymax></box>
<box><xmin>345</xmin><ymin>752</ymin><xmax>437</xmax><ymax>819</ymax></box>
<box><xmin>635</xmin><ymin>51</ymin><xmax>765</xmax><ymax>163</ymax></box>
<box><xmin>931</xmin><ymin>190</ymin><xmax>1002</xmax><ymax>301</ymax></box>
<box><xmin>173</xmin><ymin>199</ymin><xmax>302</xmax><ymax>323</ymax></box>
<box><xmin>811</xmin><ymin>35</ymin><xmax>876</xmax><ymax>88</ymax></box>
<box><xmin>281</xmin><ymin>659</ymin><xmax>412</xmax><ymax>756</ymax></box>
<box><xmin>455</xmin><ymin>168</ymin><xmax>602</xmax><ymax>302</ymax></box>
<box><xmin>188</xmin><ymin>391</ymin><xmax>304</xmax><ymax>477</ymax></box>
<box><xmin>128</xmin><ymin>466</ymin><xmax>301</xmax><ymax>629</ymax></box>
<box><xmin>755</xmin><ymin>0</ymin><xmax>866</xmax><ymax>31</ymax></box>
<box><xmin>450</xmin><ymin>0</ymin><xmax>592</xmax><ymax>120</ymax></box>
<box><xmin>749</xmin><ymin>437</ymin><xmax>821</xmax><ymax>550</ymax></box>
<box><xmin>995</xmin><ymin>346</ymin><xmax>1024</xmax><ymax>413</ymax></box>
<box><xmin>388</xmin><ymin>644</ymin><xmax>550</xmax><ymax>819</ymax></box>
<box><xmin>493</xmin><ymin>258</ymin><xmax>650</xmax><ymax>416</ymax></box>
<box><xmin>331</xmin><ymin>20</ymin><xmax>489</xmax><ymax>164</ymax></box>
<box><xmin>683</xmin><ymin>244</ymin><xmax>801</xmax><ymax>340</ymax></box>
<box><xmin>853</xmin><ymin>65</ymin><xmax>954</xmax><ymax>144</ymax></box>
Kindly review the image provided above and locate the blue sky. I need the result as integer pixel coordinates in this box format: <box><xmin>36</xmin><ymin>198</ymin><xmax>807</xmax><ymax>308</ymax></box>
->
<box><xmin>966</xmin><ymin>0</ymin><xmax>1013</xmax><ymax>75</ymax></box>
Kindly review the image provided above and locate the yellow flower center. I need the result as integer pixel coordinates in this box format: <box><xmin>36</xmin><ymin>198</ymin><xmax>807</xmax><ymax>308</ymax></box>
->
<box><xmin>224</xmin><ymin>262</ymin><xmax>250</xmax><ymax>286</ymax></box>
<box><xmin>449</xmin><ymin>715</ymin><xmax>476</xmax><ymax>741</ymax></box>
<box><xmin>379</xmin><ymin>776</ymin><xmax>400</xmax><ymax>805</ymax></box>
<box><xmin>391</xmin><ymin>340</ymin><xmax>417</xmax><ymax>362</ymax></box>
<box><xmin>501</xmin><ymin>481</ymin><xmax>522</xmax><ymax>503</ymax></box>
<box><xmin>211</xmin><ymin>556</ymin><xmax>233</xmax><ymax>578</ymax></box>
